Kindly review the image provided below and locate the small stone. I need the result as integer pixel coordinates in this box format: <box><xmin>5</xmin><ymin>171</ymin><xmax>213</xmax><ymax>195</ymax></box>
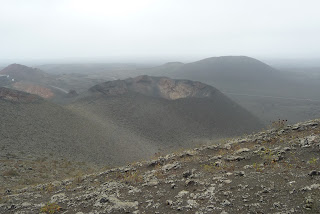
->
<box><xmin>162</xmin><ymin>162</ymin><xmax>181</xmax><ymax>171</ymax></box>
<box><xmin>100</xmin><ymin>197</ymin><xmax>109</xmax><ymax>203</ymax></box>
<box><xmin>183</xmin><ymin>170</ymin><xmax>192</xmax><ymax>178</ymax></box>
<box><xmin>235</xmin><ymin>148</ymin><xmax>250</xmax><ymax>154</ymax></box>
<box><xmin>176</xmin><ymin>190</ymin><xmax>189</xmax><ymax>198</ymax></box>
<box><xmin>305</xmin><ymin>197</ymin><xmax>314</xmax><ymax>210</ymax></box>
<box><xmin>180</xmin><ymin>150</ymin><xmax>197</xmax><ymax>158</ymax></box>
<box><xmin>225</xmin><ymin>156</ymin><xmax>245</xmax><ymax>161</ymax></box>
<box><xmin>308</xmin><ymin>170</ymin><xmax>319</xmax><ymax>176</ymax></box>
<box><xmin>185</xmin><ymin>179</ymin><xmax>196</xmax><ymax>186</ymax></box>
<box><xmin>223</xmin><ymin>144</ymin><xmax>232</xmax><ymax>150</ymax></box>
<box><xmin>306</xmin><ymin>197</ymin><xmax>314</xmax><ymax>204</ymax></box>
<box><xmin>221</xmin><ymin>200</ymin><xmax>231</xmax><ymax>206</ymax></box>
<box><xmin>162</xmin><ymin>163</ymin><xmax>175</xmax><ymax>171</ymax></box>
<box><xmin>234</xmin><ymin>171</ymin><xmax>245</xmax><ymax>176</ymax></box>
<box><xmin>51</xmin><ymin>193</ymin><xmax>66</xmax><ymax>203</ymax></box>
<box><xmin>21</xmin><ymin>202</ymin><xmax>31</xmax><ymax>207</ymax></box>
<box><xmin>166</xmin><ymin>200</ymin><xmax>173</xmax><ymax>206</ymax></box>
<box><xmin>214</xmin><ymin>160</ymin><xmax>223</xmax><ymax>167</ymax></box>
<box><xmin>223</xmin><ymin>179</ymin><xmax>232</xmax><ymax>184</ymax></box>
<box><xmin>187</xmin><ymin>199</ymin><xmax>199</xmax><ymax>208</ymax></box>
<box><xmin>283</xmin><ymin>147</ymin><xmax>291</xmax><ymax>151</ymax></box>
<box><xmin>292</xmin><ymin>125</ymin><xmax>300</xmax><ymax>130</ymax></box>
<box><xmin>143</xmin><ymin>179</ymin><xmax>159</xmax><ymax>186</ymax></box>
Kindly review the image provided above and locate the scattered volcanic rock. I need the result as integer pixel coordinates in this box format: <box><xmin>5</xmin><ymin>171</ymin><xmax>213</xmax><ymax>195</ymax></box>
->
<box><xmin>2</xmin><ymin>118</ymin><xmax>320</xmax><ymax>213</ymax></box>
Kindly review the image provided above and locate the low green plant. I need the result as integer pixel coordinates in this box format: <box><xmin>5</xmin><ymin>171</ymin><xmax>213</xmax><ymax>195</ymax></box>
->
<box><xmin>201</xmin><ymin>162</ymin><xmax>227</xmax><ymax>173</ymax></box>
<box><xmin>252</xmin><ymin>163</ymin><xmax>263</xmax><ymax>172</ymax></box>
<box><xmin>307</xmin><ymin>157</ymin><xmax>318</xmax><ymax>165</ymax></box>
<box><xmin>201</xmin><ymin>164</ymin><xmax>216</xmax><ymax>173</ymax></box>
<box><xmin>45</xmin><ymin>183</ymin><xmax>55</xmax><ymax>193</ymax></box>
<box><xmin>40</xmin><ymin>202</ymin><xmax>61</xmax><ymax>214</ymax></box>
<box><xmin>259</xmin><ymin>147</ymin><xmax>276</xmax><ymax>164</ymax></box>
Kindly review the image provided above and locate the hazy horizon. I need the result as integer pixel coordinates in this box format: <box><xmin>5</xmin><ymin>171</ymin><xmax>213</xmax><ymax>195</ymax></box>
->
<box><xmin>1</xmin><ymin>0</ymin><xmax>320</xmax><ymax>65</ymax></box>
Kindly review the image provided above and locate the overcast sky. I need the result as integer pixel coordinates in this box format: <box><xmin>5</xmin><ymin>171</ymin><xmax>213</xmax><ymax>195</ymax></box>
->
<box><xmin>1</xmin><ymin>0</ymin><xmax>320</xmax><ymax>63</ymax></box>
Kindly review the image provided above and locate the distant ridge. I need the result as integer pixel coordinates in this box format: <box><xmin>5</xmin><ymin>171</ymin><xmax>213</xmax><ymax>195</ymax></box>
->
<box><xmin>148</xmin><ymin>56</ymin><xmax>280</xmax><ymax>93</ymax></box>
<box><xmin>0</xmin><ymin>64</ymin><xmax>53</xmax><ymax>83</ymax></box>
<box><xmin>0</xmin><ymin>64</ymin><xmax>73</xmax><ymax>101</ymax></box>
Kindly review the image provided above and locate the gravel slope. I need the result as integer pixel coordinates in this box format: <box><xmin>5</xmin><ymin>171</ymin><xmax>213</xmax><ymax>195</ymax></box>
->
<box><xmin>1</xmin><ymin>119</ymin><xmax>320</xmax><ymax>213</ymax></box>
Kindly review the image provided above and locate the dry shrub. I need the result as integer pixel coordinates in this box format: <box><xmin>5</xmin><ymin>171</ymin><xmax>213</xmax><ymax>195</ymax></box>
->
<box><xmin>2</xmin><ymin>169</ymin><xmax>19</xmax><ymax>177</ymax></box>
<box><xmin>40</xmin><ymin>202</ymin><xmax>61</xmax><ymax>214</ymax></box>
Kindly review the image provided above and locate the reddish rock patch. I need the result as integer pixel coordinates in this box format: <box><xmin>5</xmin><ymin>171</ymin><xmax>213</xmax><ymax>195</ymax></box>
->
<box><xmin>0</xmin><ymin>87</ymin><xmax>40</xmax><ymax>103</ymax></box>
<box><xmin>13</xmin><ymin>82</ymin><xmax>54</xmax><ymax>99</ymax></box>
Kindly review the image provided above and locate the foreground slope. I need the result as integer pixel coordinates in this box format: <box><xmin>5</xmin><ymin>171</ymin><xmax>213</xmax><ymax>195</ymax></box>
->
<box><xmin>71</xmin><ymin>75</ymin><xmax>263</xmax><ymax>149</ymax></box>
<box><xmin>2</xmin><ymin>119</ymin><xmax>320</xmax><ymax>213</ymax></box>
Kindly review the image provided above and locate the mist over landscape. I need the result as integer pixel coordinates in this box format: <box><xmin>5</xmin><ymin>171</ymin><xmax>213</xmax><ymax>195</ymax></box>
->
<box><xmin>1</xmin><ymin>1</ymin><xmax>320</xmax><ymax>213</ymax></box>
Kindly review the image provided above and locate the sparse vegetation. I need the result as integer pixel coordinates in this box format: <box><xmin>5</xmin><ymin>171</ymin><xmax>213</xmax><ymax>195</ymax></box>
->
<box><xmin>2</xmin><ymin>169</ymin><xmax>19</xmax><ymax>177</ymax></box>
<box><xmin>45</xmin><ymin>183</ymin><xmax>55</xmax><ymax>193</ymax></box>
<box><xmin>252</xmin><ymin>163</ymin><xmax>263</xmax><ymax>172</ymax></box>
<box><xmin>201</xmin><ymin>163</ymin><xmax>217</xmax><ymax>173</ymax></box>
<box><xmin>40</xmin><ymin>202</ymin><xmax>62</xmax><ymax>214</ymax></box>
<box><xmin>1</xmin><ymin>119</ymin><xmax>320</xmax><ymax>213</ymax></box>
<box><xmin>154</xmin><ymin>170</ymin><xmax>166</xmax><ymax>179</ymax></box>
<box><xmin>201</xmin><ymin>162</ymin><xmax>235</xmax><ymax>173</ymax></box>
<box><xmin>307</xmin><ymin>157</ymin><xmax>318</xmax><ymax>165</ymax></box>
<box><xmin>270</xmin><ymin>119</ymin><xmax>288</xmax><ymax>129</ymax></box>
<box><xmin>258</xmin><ymin>147</ymin><xmax>277</xmax><ymax>164</ymax></box>
<box><xmin>116</xmin><ymin>171</ymin><xmax>143</xmax><ymax>184</ymax></box>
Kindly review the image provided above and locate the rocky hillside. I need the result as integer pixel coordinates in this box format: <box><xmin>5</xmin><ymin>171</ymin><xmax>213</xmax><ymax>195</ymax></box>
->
<box><xmin>1</xmin><ymin>119</ymin><xmax>320</xmax><ymax>213</ymax></box>
<box><xmin>0</xmin><ymin>87</ymin><xmax>40</xmax><ymax>103</ymax></box>
<box><xmin>89</xmin><ymin>75</ymin><xmax>218</xmax><ymax>100</ymax></box>
<box><xmin>12</xmin><ymin>82</ymin><xmax>55</xmax><ymax>99</ymax></box>
<box><xmin>0</xmin><ymin>64</ymin><xmax>80</xmax><ymax>102</ymax></box>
